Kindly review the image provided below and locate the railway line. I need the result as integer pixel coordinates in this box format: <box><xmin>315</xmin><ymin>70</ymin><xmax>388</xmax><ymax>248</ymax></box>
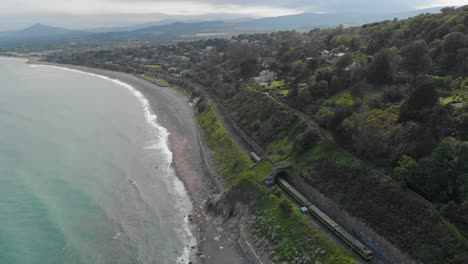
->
<box><xmin>277</xmin><ymin>178</ymin><xmax>374</xmax><ymax>262</ymax></box>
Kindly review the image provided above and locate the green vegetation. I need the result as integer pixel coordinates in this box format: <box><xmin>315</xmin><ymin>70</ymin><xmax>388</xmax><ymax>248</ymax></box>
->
<box><xmin>141</xmin><ymin>74</ymin><xmax>157</xmax><ymax>83</ymax></box>
<box><xmin>142</xmin><ymin>75</ymin><xmax>170</xmax><ymax>87</ymax></box>
<box><xmin>195</xmin><ymin>98</ymin><xmax>253</xmax><ymax>186</ymax></box>
<box><xmin>245</xmin><ymin>178</ymin><xmax>356</xmax><ymax>264</ymax></box>
<box><xmin>156</xmin><ymin>79</ymin><xmax>171</xmax><ymax>87</ymax></box>
<box><xmin>271</xmin><ymin>80</ymin><xmax>285</xmax><ymax>89</ymax></box>
<box><xmin>141</xmin><ymin>74</ymin><xmax>189</xmax><ymax>97</ymax></box>
<box><xmin>143</xmin><ymin>65</ymin><xmax>161</xmax><ymax>69</ymax></box>
<box><xmin>195</xmin><ymin>96</ymin><xmax>355</xmax><ymax>263</ymax></box>
<box><xmin>323</xmin><ymin>90</ymin><xmax>356</xmax><ymax>107</ymax></box>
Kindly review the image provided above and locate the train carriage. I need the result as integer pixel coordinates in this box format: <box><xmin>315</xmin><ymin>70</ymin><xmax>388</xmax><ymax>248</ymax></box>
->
<box><xmin>277</xmin><ymin>179</ymin><xmax>373</xmax><ymax>261</ymax></box>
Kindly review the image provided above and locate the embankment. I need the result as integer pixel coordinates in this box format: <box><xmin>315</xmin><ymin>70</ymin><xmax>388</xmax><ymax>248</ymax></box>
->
<box><xmin>196</xmin><ymin>98</ymin><xmax>357</xmax><ymax>264</ymax></box>
<box><xmin>167</xmin><ymin>74</ymin><xmax>467</xmax><ymax>264</ymax></box>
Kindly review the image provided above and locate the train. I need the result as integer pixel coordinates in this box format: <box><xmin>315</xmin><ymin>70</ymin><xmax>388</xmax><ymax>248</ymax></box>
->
<box><xmin>277</xmin><ymin>178</ymin><xmax>374</xmax><ymax>261</ymax></box>
<box><xmin>249</xmin><ymin>152</ymin><xmax>261</xmax><ymax>163</ymax></box>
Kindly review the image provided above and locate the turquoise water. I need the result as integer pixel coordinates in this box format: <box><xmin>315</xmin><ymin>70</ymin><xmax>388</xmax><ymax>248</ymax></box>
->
<box><xmin>0</xmin><ymin>58</ymin><xmax>194</xmax><ymax>264</ymax></box>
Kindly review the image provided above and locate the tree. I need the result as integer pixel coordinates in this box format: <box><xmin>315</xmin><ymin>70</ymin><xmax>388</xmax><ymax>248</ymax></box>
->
<box><xmin>330</xmin><ymin>76</ymin><xmax>342</xmax><ymax>93</ymax></box>
<box><xmin>308</xmin><ymin>80</ymin><xmax>329</xmax><ymax>99</ymax></box>
<box><xmin>240</xmin><ymin>58</ymin><xmax>258</xmax><ymax>78</ymax></box>
<box><xmin>305</xmin><ymin>57</ymin><xmax>320</xmax><ymax>72</ymax></box>
<box><xmin>295</xmin><ymin>128</ymin><xmax>320</xmax><ymax>154</ymax></box>
<box><xmin>399</xmin><ymin>80</ymin><xmax>437</xmax><ymax>122</ymax></box>
<box><xmin>330</xmin><ymin>34</ymin><xmax>351</xmax><ymax>49</ymax></box>
<box><xmin>291</xmin><ymin>60</ymin><xmax>306</xmax><ymax>81</ymax></box>
<box><xmin>394</xmin><ymin>155</ymin><xmax>418</xmax><ymax>180</ymax></box>
<box><xmin>441</xmin><ymin>7</ymin><xmax>455</xmax><ymax>13</ymax></box>
<box><xmin>402</xmin><ymin>40</ymin><xmax>432</xmax><ymax>82</ymax></box>
<box><xmin>279</xmin><ymin>200</ymin><xmax>292</xmax><ymax>216</ymax></box>
<box><xmin>367</xmin><ymin>49</ymin><xmax>396</xmax><ymax>85</ymax></box>
<box><xmin>350</xmin><ymin>80</ymin><xmax>369</xmax><ymax>101</ymax></box>
<box><xmin>457</xmin><ymin>113</ymin><xmax>468</xmax><ymax>141</ymax></box>
<box><xmin>335</xmin><ymin>53</ymin><xmax>354</xmax><ymax>71</ymax></box>
<box><xmin>341</xmin><ymin>107</ymin><xmax>400</xmax><ymax>160</ymax></box>
<box><xmin>401</xmin><ymin>137</ymin><xmax>463</xmax><ymax>202</ymax></box>
<box><xmin>462</xmin><ymin>78</ymin><xmax>468</xmax><ymax>100</ymax></box>
<box><xmin>441</xmin><ymin>32</ymin><xmax>465</xmax><ymax>72</ymax></box>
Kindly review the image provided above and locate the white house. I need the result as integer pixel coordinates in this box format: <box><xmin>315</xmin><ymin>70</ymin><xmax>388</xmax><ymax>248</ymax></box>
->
<box><xmin>320</xmin><ymin>50</ymin><xmax>346</xmax><ymax>64</ymax></box>
<box><xmin>254</xmin><ymin>70</ymin><xmax>276</xmax><ymax>83</ymax></box>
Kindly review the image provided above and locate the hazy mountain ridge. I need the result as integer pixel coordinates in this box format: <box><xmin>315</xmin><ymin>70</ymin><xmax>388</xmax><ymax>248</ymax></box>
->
<box><xmin>0</xmin><ymin>24</ymin><xmax>91</xmax><ymax>41</ymax></box>
<box><xmin>0</xmin><ymin>7</ymin><xmax>444</xmax><ymax>46</ymax></box>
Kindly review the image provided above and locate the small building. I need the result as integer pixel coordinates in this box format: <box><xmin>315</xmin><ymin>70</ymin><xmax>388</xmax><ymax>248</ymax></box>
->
<box><xmin>205</xmin><ymin>46</ymin><xmax>214</xmax><ymax>51</ymax></box>
<box><xmin>168</xmin><ymin>67</ymin><xmax>178</xmax><ymax>73</ymax></box>
<box><xmin>330</xmin><ymin>53</ymin><xmax>345</xmax><ymax>64</ymax></box>
<box><xmin>300</xmin><ymin>207</ymin><xmax>309</xmax><ymax>214</ymax></box>
<box><xmin>254</xmin><ymin>70</ymin><xmax>276</xmax><ymax>84</ymax></box>
<box><xmin>320</xmin><ymin>50</ymin><xmax>345</xmax><ymax>64</ymax></box>
<box><xmin>167</xmin><ymin>55</ymin><xmax>190</xmax><ymax>63</ymax></box>
<box><xmin>137</xmin><ymin>57</ymin><xmax>149</xmax><ymax>63</ymax></box>
<box><xmin>320</xmin><ymin>50</ymin><xmax>330</xmax><ymax>60</ymax></box>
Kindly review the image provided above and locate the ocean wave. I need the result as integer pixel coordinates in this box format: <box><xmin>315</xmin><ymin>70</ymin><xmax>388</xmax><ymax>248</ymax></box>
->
<box><xmin>30</xmin><ymin>64</ymin><xmax>196</xmax><ymax>264</ymax></box>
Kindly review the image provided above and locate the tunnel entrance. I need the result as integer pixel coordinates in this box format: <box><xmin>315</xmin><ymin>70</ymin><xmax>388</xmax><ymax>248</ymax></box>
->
<box><xmin>263</xmin><ymin>170</ymin><xmax>292</xmax><ymax>188</ymax></box>
<box><xmin>275</xmin><ymin>171</ymin><xmax>290</xmax><ymax>182</ymax></box>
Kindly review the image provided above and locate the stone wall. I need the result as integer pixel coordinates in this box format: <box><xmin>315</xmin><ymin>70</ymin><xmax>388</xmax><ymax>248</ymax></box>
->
<box><xmin>278</xmin><ymin>171</ymin><xmax>418</xmax><ymax>264</ymax></box>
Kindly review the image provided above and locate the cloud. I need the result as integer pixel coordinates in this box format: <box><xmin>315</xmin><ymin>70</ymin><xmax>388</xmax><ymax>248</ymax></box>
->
<box><xmin>0</xmin><ymin>0</ymin><xmax>463</xmax><ymax>16</ymax></box>
<box><xmin>416</xmin><ymin>0</ymin><xmax>468</xmax><ymax>9</ymax></box>
<box><xmin>0</xmin><ymin>0</ymin><xmax>301</xmax><ymax>17</ymax></box>
<box><xmin>0</xmin><ymin>0</ymin><xmax>465</xmax><ymax>30</ymax></box>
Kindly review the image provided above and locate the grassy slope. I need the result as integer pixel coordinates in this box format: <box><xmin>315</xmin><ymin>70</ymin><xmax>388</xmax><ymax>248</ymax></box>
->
<box><xmin>204</xmin><ymin>82</ymin><xmax>465</xmax><ymax>263</ymax></box>
<box><xmin>195</xmin><ymin>98</ymin><xmax>356</xmax><ymax>263</ymax></box>
<box><xmin>161</xmin><ymin>75</ymin><xmax>464</xmax><ymax>262</ymax></box>
<box><xmin>140</xmin><ymin>75</ymin><xmax>190</xmax><ymax>97</ymax></box>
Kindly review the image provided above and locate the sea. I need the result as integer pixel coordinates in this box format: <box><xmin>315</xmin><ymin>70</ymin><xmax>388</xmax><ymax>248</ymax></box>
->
<box><xmin>0</xmin><ymin>57</ymin><xmax>195</xmax><ymax>264</ymax></box>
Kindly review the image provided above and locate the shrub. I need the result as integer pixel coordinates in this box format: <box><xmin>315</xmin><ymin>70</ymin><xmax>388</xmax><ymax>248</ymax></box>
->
<box><xmin>279</xmin><ymin>199</ymin><xmax>293</xmax><ymax>216</ymax></box>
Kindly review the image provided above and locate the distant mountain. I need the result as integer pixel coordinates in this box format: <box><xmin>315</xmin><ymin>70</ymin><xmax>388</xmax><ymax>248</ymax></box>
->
<box><xmin>244</xmin><ymin>7</ymin><xmax>444</xmax><ymax>29</ymax></box>
<box><xmin>81</xmin><ymin>21</ymin><xmax>244</xmax><ymax>43</ymax></box>
<box><xmin>80</xmin><ymin>8</ymin><xmax>443</xmax><ymax>43</ymax></box>
<box><xmin>86</xmin><ymin>20</ymin><xmax>182</xmax><ymax>33</ymax></box>
<box><xmin>0</xmin><ymin>24</ymin><xmax>92</xmax><ymax>45</ymax></box>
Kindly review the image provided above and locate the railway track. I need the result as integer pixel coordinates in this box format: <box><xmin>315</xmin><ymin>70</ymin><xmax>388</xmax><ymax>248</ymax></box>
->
<box><xmin>277</xmin><ymin>178</ymin><xmax>374</xmax><ymax>262</ymax></box>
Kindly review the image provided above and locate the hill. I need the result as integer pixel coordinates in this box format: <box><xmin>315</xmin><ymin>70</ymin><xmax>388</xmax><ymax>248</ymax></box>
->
<box><xmin>79</xmin><ymin>8</ymin><xmax>444</xmax><ymax>43</ymax></box>
<box><xmin>0</xmin><ymin>24</ymin><xmax>91</xmax><ymax>45</ymax></box>
<box><xmin>245</xmin><ymin>7</ymin><xmax>444</xmax><ymax>29</ymax></box>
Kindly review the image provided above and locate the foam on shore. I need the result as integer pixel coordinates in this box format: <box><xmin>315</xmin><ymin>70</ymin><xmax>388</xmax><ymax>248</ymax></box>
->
<box><xmin>29</xmin><ymin>64</ymin><xmax>196</xmax><ymax>264</ymax></box>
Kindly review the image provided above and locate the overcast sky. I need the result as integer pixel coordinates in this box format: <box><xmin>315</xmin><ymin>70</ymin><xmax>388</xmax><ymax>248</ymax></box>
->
<box><xmin>0</xmin><ymin>0</ymin><xmax>466</xmax><ymax>30</ymax></box>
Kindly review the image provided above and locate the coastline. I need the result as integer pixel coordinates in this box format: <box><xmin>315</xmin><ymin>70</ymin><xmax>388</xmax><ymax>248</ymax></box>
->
<box><xmin>24</xmin><ymin>58</ymin><xmax>248</xmax><ymax>264</ymax></box>
<box><xmin>14</xmin><ymin>57</ymin><xmax>250</xmax><ymax>264</ymax></box>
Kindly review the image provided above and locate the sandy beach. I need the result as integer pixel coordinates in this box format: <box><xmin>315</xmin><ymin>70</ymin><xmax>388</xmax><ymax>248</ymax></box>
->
<box><xmin>26</xmin><ymin>59</ymin><xmax>248</xmax><ymax>264</ymax></box>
